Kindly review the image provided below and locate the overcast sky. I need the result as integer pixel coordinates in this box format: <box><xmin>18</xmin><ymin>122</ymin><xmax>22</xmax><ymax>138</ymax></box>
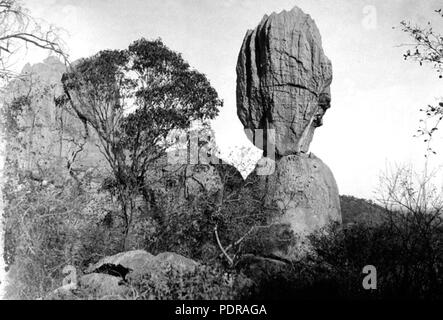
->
<box><xmin>18</xmin><ymin>0</ymin><xmax>443</xmax><ymax>199</ymax></box>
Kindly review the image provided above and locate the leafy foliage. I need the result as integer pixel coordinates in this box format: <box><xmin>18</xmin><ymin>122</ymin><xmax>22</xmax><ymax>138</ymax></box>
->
<box><xmin>60</xmin><ymin>38</ymin><xmax>222</xmax><ymax>249</ymax></box>
<box><xmin>400</xmin><ymin>9</ymin><xmax>443</xmax><ymax>77</ymax></box>
<box><xmin>246</xmin><ymin>219</ymin><xmax>443</xmax><ymax>300</ymax></box>
<box><xmin>126</xmin><ymin>264</ymin><xmax>251</xmax><ymax>300</ymax></box>
<box><xmin>400</xmin><ymin>9</ymin><xmax>443</xmax><ymax>155</ymax></box>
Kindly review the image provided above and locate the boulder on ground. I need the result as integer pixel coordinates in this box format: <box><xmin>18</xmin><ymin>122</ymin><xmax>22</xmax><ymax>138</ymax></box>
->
<box><xmin>47</xmin><ymin>250</ymin><xmax>200</xmax><ymax>299</ymax></box>
<box><xmin>79</xmin><ymin>273</ymin><xmax>129</xmax><ymax>298</ymax></box>
<box><xmin>86</xmin><ymin>250</ymin><xmax>199</xmax><ymax>280</ymax></box>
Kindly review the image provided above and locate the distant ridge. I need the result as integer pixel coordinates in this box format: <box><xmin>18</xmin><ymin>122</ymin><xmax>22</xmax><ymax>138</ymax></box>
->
<box><xmin>340</xmin><ymin>195</ymin><xmax>387</xmax><ymax>225</ymax></box>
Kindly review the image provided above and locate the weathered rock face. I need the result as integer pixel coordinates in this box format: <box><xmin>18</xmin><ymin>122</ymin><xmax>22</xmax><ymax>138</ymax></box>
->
<box><xmin>236</xmin><ymin>7</ymin><xmax>332</xmax><ymax>156</ymax></box>
<box><xmin>148</xmin><ymin>128</ymin><xmax>244</xmax><ymax>206</ymax></box>
<box><xmin>247</xmin><ymin>154</ymin><xmax>341</xmax><ymax>237</ymax></box>
<box><xmin>2</xmin><ymin>57</ymin><xmax>107</xmax><ymax>185</ymax></box>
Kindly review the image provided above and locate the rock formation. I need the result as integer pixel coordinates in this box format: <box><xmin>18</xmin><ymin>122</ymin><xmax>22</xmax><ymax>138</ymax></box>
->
<box><xmin>146</xmin><ymin>126</ymin><xmax>244</xmax><ymax>208</ymax></box>
<box><xmin>237</xmin><ymin>7</ymin><xmax>332</xmax><ymax>156</ymax></box>
<box><xmin>46</xmin><ymin>250</ymin><xmax>200</xmax><ymax>299</ymax></box>
<box><xmin>237</xmin><ymin>6</ymin><xmax>341</xmax><ymax>251</ymax></box>
<box><xmin>86</xmin><ymin>250</ymin><xmax>199</xmax><ymax>279</ymax></box>
<box><xmin>2</xmin><ymin>57</ymin><xmax>107</xmax><ymax>186</ymax></box>
<box><xmin>246</xmin><ymin>154</ymin><xmax>341</xmax><ymax>238</ymax></box>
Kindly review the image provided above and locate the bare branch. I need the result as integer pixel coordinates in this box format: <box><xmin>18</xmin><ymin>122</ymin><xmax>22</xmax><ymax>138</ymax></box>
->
<box><xmin>214</xmin><ymin>225</ymin><xmax>234</xmax><ymax>266</ymax></box>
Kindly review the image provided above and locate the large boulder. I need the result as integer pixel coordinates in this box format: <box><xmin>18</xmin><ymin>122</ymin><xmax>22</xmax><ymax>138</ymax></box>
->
<box><xmin>236</xmin><ymin>7</ymin><xmax>332</xmax><ymax>156</ymax></box>
<box><xmin>79</xmin><ymin>273</ymin><xmax>129</xmax><ymax>298</ymax></box>
<box><xmin>86</xmin><ymin>250</ymin><xmax>199</xmax><ymax>280</ymax></box>
<box><xmin>46</xmin><ymin>250</ymin><xmax>201</xmax><ymax>299</ymax></box>
<box><xmin>85</xmin><ymin>250</ymin><xmax>154</xmax><ymax>274</ymax></box>
<box><xmin>249</xmin><ymin>154</ymin><xmax>341</xmax><ymax>233</ymax></box>
<box><xmin>147</xmin><ymin>126</ymin><xmax>244</xmax><ymax>204</ymax></box>
<box><xmin>245</xmin><ymin>153</ymin><xmax>341</xmax><ymax>258</ymax></box>
<box><xmin>150</xmin><ymin>150</ymin><xmax>244</xmax><ymax>205</ymax></box>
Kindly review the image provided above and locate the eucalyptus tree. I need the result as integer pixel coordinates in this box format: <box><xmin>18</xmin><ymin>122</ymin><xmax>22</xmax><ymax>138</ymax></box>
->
<box><xmin>60</xmin><ymin>38</ymin><xmax>222</xmax><ymax>248</ymax></box>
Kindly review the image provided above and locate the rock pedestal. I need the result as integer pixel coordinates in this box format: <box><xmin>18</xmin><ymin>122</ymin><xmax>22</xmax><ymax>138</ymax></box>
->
<box><xmin>247</xmin><ymin>154</ymin><xmax>341</xmax><ymax>236</ymax></box>
<box><xmin>237</xmin><ymin>6</ymin><xmax>341</xmax><ymax>252</ymax></box>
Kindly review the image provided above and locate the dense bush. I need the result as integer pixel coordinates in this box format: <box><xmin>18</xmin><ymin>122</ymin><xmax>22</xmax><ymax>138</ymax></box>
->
<box><xmin>125</xmin><ymin>264</ymin><xmax>251</xmax><ymax>300</ymax></box>
<box><xmin>137</xmin><ymin>164</ymin><xmax>292</xmax><ymax>265</ymax></box>
<box><xmin>246</xmin><ymin>219</ymin><xmax>443</xmax><ymax>300</ymax></box>
<box><xmin>3</xmin><ymin>179</ymin><xmax>123</xmax><ymax>299</ymax></box>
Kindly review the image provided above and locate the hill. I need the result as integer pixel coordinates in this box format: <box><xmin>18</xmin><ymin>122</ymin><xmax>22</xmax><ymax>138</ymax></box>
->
<box><xmin>340</xmin><ymin>195</ymin><xmax>387</xmax><ymax>225</ymax></box>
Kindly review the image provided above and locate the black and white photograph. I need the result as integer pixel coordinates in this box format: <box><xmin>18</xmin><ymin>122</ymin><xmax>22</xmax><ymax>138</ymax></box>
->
<box><xmin>0</xmin><ymin>0</ymin><xmax>442</xmax><ymax>307</ymax></box>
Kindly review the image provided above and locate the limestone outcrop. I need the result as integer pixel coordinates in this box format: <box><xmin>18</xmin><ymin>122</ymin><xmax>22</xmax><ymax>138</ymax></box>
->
<box><xmin>236</xmin><ymin>6</ymin><xmax>341</xmax><ymax>248</ymax></box>
<box><xmin>236</xmin><ymin>7</ymin><xmax>332</xmax><ymax>156</ymax></box>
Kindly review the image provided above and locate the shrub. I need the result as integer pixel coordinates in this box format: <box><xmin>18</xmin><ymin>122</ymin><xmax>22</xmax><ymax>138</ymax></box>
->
<box><xmin>3</xmin><ymin>180</ymin><xmax>123</xmax><ymax>299</ymax></box>
<box><xmin>125</xmin><ymin>264</ymin><xmax>251</xmax><ymax>300</ymax></box>
<box><xmin>245</xmin><ymin>219</ymin><xmax>443</xmax><ymax>300</ymax></box>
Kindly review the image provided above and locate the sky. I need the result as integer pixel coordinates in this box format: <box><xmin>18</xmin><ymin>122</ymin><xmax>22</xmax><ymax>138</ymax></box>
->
<box><xmin>12</xmin><ymin>0</ymin><xmax>443</xmax><ymax>199</ymax></box>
